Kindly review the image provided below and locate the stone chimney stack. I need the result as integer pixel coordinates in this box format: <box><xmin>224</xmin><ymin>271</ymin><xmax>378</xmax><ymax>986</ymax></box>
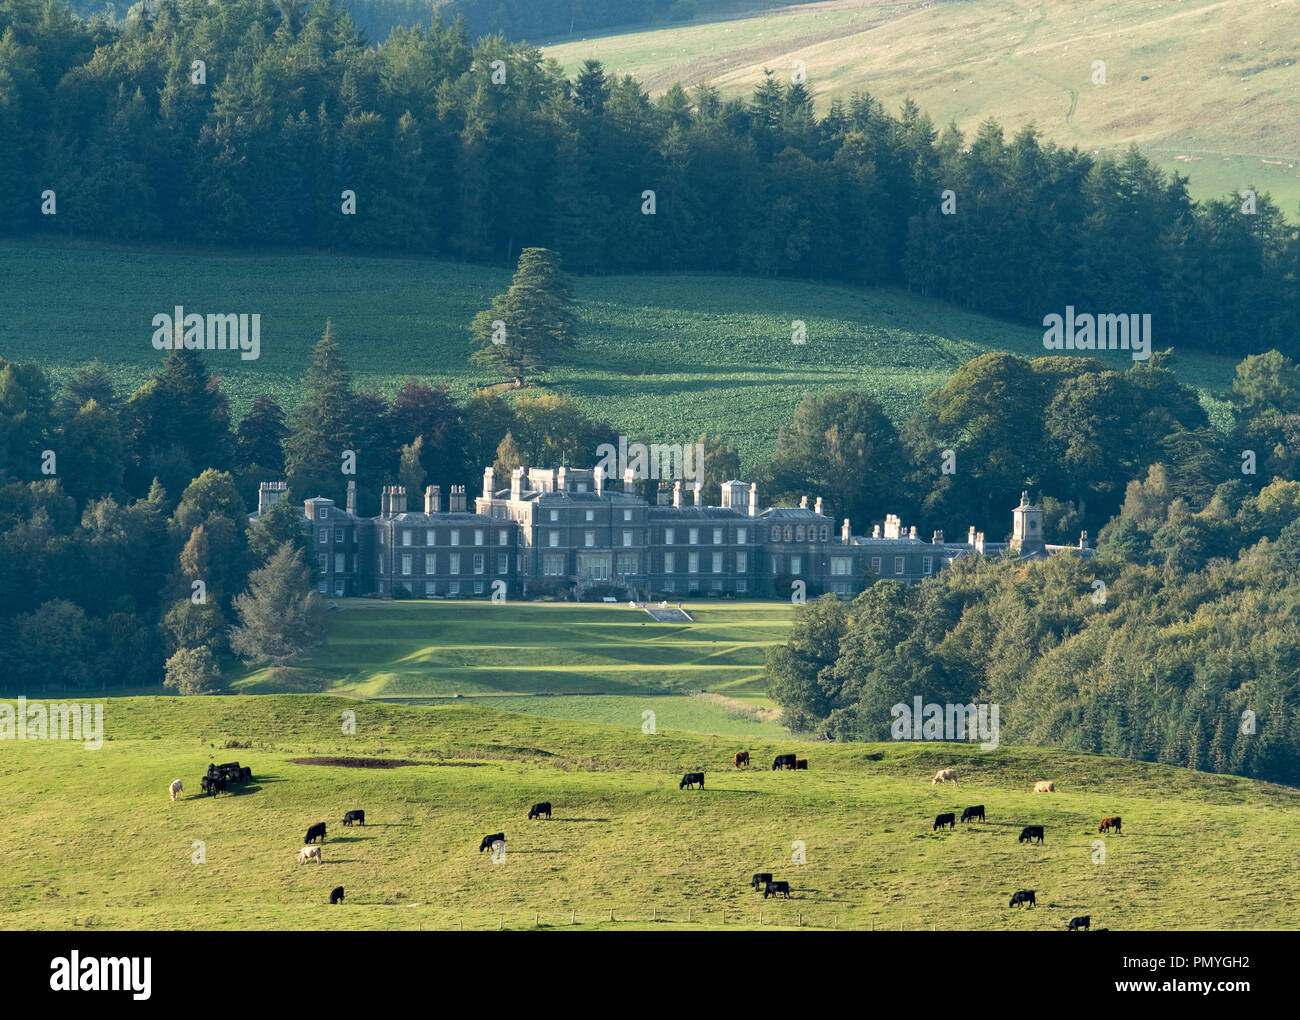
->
<box><xmin>975</xmin><ymin>531</ymin><xmax>985</xmax><ymax>554</ymax></box>
<box><xmin>557</xmin><ymin>467</ymin><xmax>568</xmax><ymax>493</ymax></box>
<box><xmin>968</xmin><ymin>526</ymin><xmax>977</xmax><ymax>546</ymax></box>
<box><xmin>425</xmin><ymin>485</ymin><xmax>440</xmax><ymax>514</ymax></box>
<box><xmin>1080</xmin><ymin>530</ymin><xmax>1089</xmax><ymax>550</ymax></box>
<box><xmin>872</xmin><ymin>524</ymin><xmax>881</xmax><ymax>538</ymax></box>
<box><xmin>622</xmin><ymin>468</ymin><xmax>636</xmax><ymax>494</ymax></box>
<box><xmin>932</xmin><ymin>530</ymin><xmax>944</xmax><ymax>545</ymax></box>
<box><xmin>391</xmin><ymin>486</ymin><xmax>407</xmax><ymax>515</ymax></box>
<box><xmin>909</xmin><ymin>525</ymin><xmax>917</xmax><ymax>540</ymax></box>
<box><xmin>673</xmin><ymin>481</ymin><xmax>682</xmax><ymax>508</ymax></box>
<box><xmin>657</xmin><ymin>484</ymin><xmax>670</xmax><ymax>506</ymax></box>
<box><xmin>483</xmin><ymin>467</ymin><xmax>495</xmax><ymax>499</ymax></box>
<box><xmin>594</xmin><ymin>465</ymin><xmax>604</xmax><ymax>497</ymax></box>
<box><xmin>842</xmin><ymin>518</ymin><xmax>851</xmax><ymax>543</ymax></box>
<box><xmin>693</xmin><ymin>483</ymin><xmax>702</xmax><ymax>508</ymax></box>
<box><xmin>510</xmin><ymin>467</ymin><xmax>524</xmax><ymax>501</ymax></box>
<box><xmin>799</xmin><ymin>495</ymin><xmax>807</xmax><ymax>509</ymax></box>
<box><xmin>814</xmin><ymin>496</ymin><xmax>823</xmax><ymax>516</ymax></box>
<box><xmin>449</xmin><ymin>485</ymin><xmax>466</xmax><ymax>513</ymax></box>
<box><xmin>346</xmin><ymin>480</ymin><xmax>356</xmax><ymax>516</ymax></box>
<box><xmin>258</xmin><ymin>481</ymin><xmax>287</xmax><ymax>515</ymax></box>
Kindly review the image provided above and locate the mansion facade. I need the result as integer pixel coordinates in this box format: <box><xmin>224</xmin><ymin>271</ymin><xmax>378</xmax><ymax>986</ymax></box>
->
<box><xmin>253</xmin><ymin>466</ymin><xmax>1089</xmax><ymax>601</ymax></box>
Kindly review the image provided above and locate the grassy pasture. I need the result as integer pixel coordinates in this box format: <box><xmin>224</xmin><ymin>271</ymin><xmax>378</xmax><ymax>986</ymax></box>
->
<box><xmin>234</xmin><ymin>601</ymin><xmax>795</xmax><ymax>704</ymax></box>
<box><xmin>544</xmin><ymin>0</ymin><xmax>1300</xmax><ymax>216</ymax></box>
<box><xmin>1</xmin><ymin>695</ymin><xmax>1296</xmax><ymax>931</ymax></box>
<box><xmin>0</xmin><ymin>241</ymin><xmax>1240</xmax><ymax>467</ymax></box>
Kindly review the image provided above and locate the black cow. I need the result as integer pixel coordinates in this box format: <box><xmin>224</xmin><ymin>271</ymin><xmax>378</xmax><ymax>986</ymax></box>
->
<box><xmin>1018</xmin><ymin>825</ymin><xmax>1045</xmax><ymax>844</ymax></box>
<box><xmin>1009</xmin><ymin>890</ymin><xmax>1036</xmax><ymax>909</ymax></box>
<box><xmin>961</xmin><ymin>805</ymin><xmax>985</xmax><ymax>823</ymax></box>
<box><xmin>794</xmin><ymin>759</ymin><xmax>808</xmax><ymax>770</ymax></box>
<box><xmin>933</xmin><ymin>812</ymin><xmax>956</xmax><ymax>831</ymax></box>
<box><xmin>763</xmin><ymin>881</ymin><xmax>791</xmax><ymax>899</ymax></box>
<box><xmin>1068</xmin><ymin>915</ymin><xmax>1090</xmax><ymax>931</ymax></box>
<box><xmin>528</xmin><ymin>802</ymin><xmax>551</xmax><ymax>820</ymax></box>
<box><xmin>342</xmin><ymin>810</ymin><xmax>365</xmax><ymax>826</ymax></box>
<box><xmin>479</xmin><ymin>832</ymin><xmax>505</xmax><ymax>853</ymax></box>
<box><xmin>772</xmin><ymin>754</ymin><xmax>797</xmax><ymax>771</ymax></box>
<box><xmin>305</xmin><ymin>822</ymin><xmax>327</xmax><ymax>844</ymax></box>
<box><xmin>201</xmin><ymin>775</ymin><xmax>227</xmax><ymax>796</ymax></box>
<box><xmin>240</xmin><ymin>766</ymin><xmax>252</xmax><ymax>782</ymax></box>
<box><xmin>750</xmin><ymin>872</ymin><xmax>773</xmax><ymax>890</ymax></box>
<box><xmin>680</xmin><ymin>772</ymin><xmax>705</xmax><ymax>790</ymax></box>
<box><xmin>330</xmin><ymin>886</ymin><xmax>345</xmax><ymax>905</ymax></box>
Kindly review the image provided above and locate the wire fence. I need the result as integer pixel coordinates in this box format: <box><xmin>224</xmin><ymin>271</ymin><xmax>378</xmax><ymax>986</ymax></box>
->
<box><xmin>402</xmin><ymin>910</ymin><xmax>932</xmax><ymax>931</ymax></box>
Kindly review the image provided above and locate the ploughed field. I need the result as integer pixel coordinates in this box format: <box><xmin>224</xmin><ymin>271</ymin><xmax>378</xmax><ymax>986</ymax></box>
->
<box><xmin>1</xmin><ymin>695</ymin><xmax>1296</xmax><ymax>930</ymax></box>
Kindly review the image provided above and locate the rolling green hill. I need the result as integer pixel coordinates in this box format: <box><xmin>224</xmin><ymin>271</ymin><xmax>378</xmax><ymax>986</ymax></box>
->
<box><xmin>0</xmin><ymin>241</ymin><xmax>1239</xmax><ymax>467</ymax></box>
<box><xmin>1</xmin><ymin>695</ymin><xmax>1295</xmax><ymax>930</ymax></box>
<box><xmin>544</xmin><ymin>0</ymin><xmax>1300</xmax><ymax>216</ymax></box>
<box><xmin>235</xmin><ymin>601</ymin><xmax>793</xmax><ymax>706</ymax></box>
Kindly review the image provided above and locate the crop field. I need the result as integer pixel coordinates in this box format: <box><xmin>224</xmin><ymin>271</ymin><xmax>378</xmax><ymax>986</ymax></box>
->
<box><xmin>544</xmin><ymin>0</ymin><xmax>1300</xmax><ymax>216</ymax></box>
<box><xmin>1</xmin><ymin>695</ymin><xmax>1296</xmax><ymax>931</ymax></box>
<box><xmin>234</xmin><ymin>601</ymin><xmax>794</xmax><ymax>705</ymax></box>
<box><xmin>0</xmin><ymin>242</ymin><xmax>1239</xmax><ymax>466</ymax></box>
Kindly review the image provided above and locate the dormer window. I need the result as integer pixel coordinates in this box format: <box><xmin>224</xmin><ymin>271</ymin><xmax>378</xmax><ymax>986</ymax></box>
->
<box><xmin>318</xmin><ymin>507</ymin><xmax>329</xmax><ymax>520</ymax></box>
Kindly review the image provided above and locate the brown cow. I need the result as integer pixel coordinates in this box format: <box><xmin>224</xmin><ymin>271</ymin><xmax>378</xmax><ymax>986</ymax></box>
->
<box><xmin>734</xmin><ymin>751</ymin><xmax>750</xmax><ymax>768</ymax></box>
<box><xmin>1098</xmin><ymin>816</ymin><xmax>1122</xmax><ymax>835</ymax></box>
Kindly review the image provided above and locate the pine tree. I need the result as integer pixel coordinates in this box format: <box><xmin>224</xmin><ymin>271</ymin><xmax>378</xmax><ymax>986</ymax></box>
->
<box><xmin>469</xmin><ymin>248</ymin><xmax>575</xmax><ymax>387</ymax></box>
<box><xmin>229</xmin><ymin>542</ymin><xmax>328</xmax><ymax>665</ymax></box>
<box><xmin>283</xmin><ymin>323</ymin><xmax>355</xmax><ymax>500</ymax></box>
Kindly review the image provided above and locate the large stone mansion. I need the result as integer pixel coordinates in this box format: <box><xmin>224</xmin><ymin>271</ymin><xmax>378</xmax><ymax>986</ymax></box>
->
<box><xmin>252</xmin><ymin>466</ymin><xmax>1089</xmax><ymax>600</ymax></box>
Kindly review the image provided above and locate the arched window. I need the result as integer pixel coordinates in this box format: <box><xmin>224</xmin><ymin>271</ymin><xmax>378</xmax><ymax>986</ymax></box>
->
<box><xmin>795</xmin><ymin>525</ymin><xmax>805</xmax><ymax>542</ymax></box>
<box><xmin>783</xmin><ymin>526</ymin><xmax>793</xmax><ymax>542</ymax></box>
<box><xmin>770</xmin><ymin>526</ymin><xmax>780</xmax><ymax>542</ymax></box>
<box><xmin>821</xmin><ymin>526</ymin><xmax>829</xmax><ymax>542</ymax></box>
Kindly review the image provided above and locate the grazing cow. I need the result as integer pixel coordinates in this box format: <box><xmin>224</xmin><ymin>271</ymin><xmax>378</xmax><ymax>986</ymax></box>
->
<box><xmin>1008</xmin><ymin>890</ymin><xmax>1036</xmax><ymax>909</ymax></box>
<box><xmin>932</xmin><ymin>768</ymin><xmax>959</xmax><ymax>785</ymax></box>
<box><xmin>763</xmin><ymin>881</ymin><xmax>791</xmax><ymax>899</ymax></box>
<box><xmin>1034</xmin><ymin>781</ymin><xmax>1055</xmax><ymax>793</ymax></box>
<box><xmin>750</xmin><ymin>873</ymin><xmax>773</xmax><ymax>890</ymax></box>
<box><xmin>240</xmin><ymin>766</ymin><xmax>252</xmax><ymax>782</ymax></box>
<box><xmin>1098</xmin><ymin>816</ymin><xmax>1122</xmax><ymax>835</ymax></box>
<box><xmin>342</xmin><ymin>810</ymin><xmax>365</xmax><ymax>826</ymax></box>
<box><xmin>795</xmin><ymin>759</ymin><xmax>808</xmax><ymax>770</ymax></box>
<box><xmin>734</xmin><ymin>751</ymin><xmax>750</xmax><ymax>768</ymax></box>
<box><xmin>960</xmin><ymin>805</ymin><xmax>985</xmax><ymax>823</ymax></box>
<box><xmin>933</xmin><ymin>812</ymin><xmax>956</xmax><ymax>831</ymax></box>
<box><xmin>772</xmin><ymin>754</ymin><xmax>797</xmax><ymax>771</ymax></box>
<box><xmin>1068</xmin><ymin>915</ymin><xmax>1091</xmax><ymax>931</ymax></box>
<box><xmin>1018</xmin><ymin>825</ymin><xmax>1045</xmax><ymax>844</ymax></box>
<box><xmin>528</xmin><ymin>802</ymin><xmax>552</xmax><ymax>820</ymax></box>
<box><xmin>297</xmin><ymin>846</ymin><xmax>322</xmax><ymax>865</ymax></box>
<box><xmin>305</xmin><ymin>822</ymin><xmax>327</xmax><ymax>844</ymax></box>
<box><xmin>680</xmin><ymin>772</ymin><xmax>705</xmax><ymax>790</ymax></box>
<box><xmin>169</xmin><ymin>779</ymin><xmax>183</xmax><ymax>802</ymax></box>
<box><xmin>330</xmin><ymin>886</ymin><xmax>345</xmax><ymax>905</ymax></box>
<box><xmin>200</xmin><ymin>775</ymin><xmax>226</xmax><ymax>797</ymax></box>
<box><xmin>479</xmin><ymin>833</ymin><xmax>505</xmax><ymax>853</ymax></box>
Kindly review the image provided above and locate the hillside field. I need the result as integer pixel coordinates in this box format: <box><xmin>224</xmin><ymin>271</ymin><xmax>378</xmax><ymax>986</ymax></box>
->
<box><xmin>544</xmin><ymin>0</ymin><xmax>1300</xmax><ymax>217</ymax></box>
<box><xmin>234</xmin><ymin>601</ymin><xmax>792</xmax><ymax>737</ymax></box>
<box><xmin>1</xmin><ymin>695</ymin><xmax>1296</xmax><ymax>931</ymax></box>
<box><xmin>0</xmin><ymin>242</ymin><xmax>1239</xmax><ymax>467</ymax></box>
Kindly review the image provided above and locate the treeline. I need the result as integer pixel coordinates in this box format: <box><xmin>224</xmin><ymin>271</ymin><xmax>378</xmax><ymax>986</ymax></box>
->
<box><xmin>766</xmin><ymin>527</ymin><xmax>1300</xmax><ymax>786</ymax></box>
<box><xmin>755</xmin><ymin>349</ymin><xmax>1300</xmax><ymax>549</ymax></box>
<box><xmin>1</xmin><ymin>0</ymin><xmax>1296</xmax><ymax>358</ymax></box>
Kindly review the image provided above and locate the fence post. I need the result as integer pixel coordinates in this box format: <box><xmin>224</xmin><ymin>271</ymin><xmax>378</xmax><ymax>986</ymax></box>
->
<box><xmin>609</xmin><ymin>908</ymin><xmax>614</xmax><ymax>922</ymax></box>
<box><xmin>759</xmin><ymin>911</ymin><xmax>763</xmax><ymax>924</ymax></box>
<box><xmin>534</xmin><ymin>912</ymin><xmax>538</xmax><ymax>927</ymax></box>
<box><xmin>499</xmin><ymin>916</ymin><xmax>503</xmax><ymax>930</ymax></box>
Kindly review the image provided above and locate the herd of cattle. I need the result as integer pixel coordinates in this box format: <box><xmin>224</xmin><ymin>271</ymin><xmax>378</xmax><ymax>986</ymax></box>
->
<box><xmin>928</xmin><ymin>769</ymin><xmax>1121</xmax><ymax>929</ymax></box>
<box><xmin>166</xmin><ymin>753</ymin><xmax>1121</xmax><ymax>925</ymax></box>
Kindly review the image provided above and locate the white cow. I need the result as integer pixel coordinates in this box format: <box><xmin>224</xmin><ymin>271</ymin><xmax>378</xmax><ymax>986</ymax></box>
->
<box><xmin>1034</xmin><ymin>781</ymin><xmax>1055</xmax><ymax>793</ymax></box>
<box><xmin>169</xmin><ymin>779</ymin><xmax>183</xmax><ymax>801</ymax></box>
<box><xmin>932</xmin><ymin>768</ymin><xmax>959</xmax><ymax>785</ymax></box>
<box><xmin>297</xmin><ymin>845</ymin><xmax>322</xmax><ymax>865</ymax></box>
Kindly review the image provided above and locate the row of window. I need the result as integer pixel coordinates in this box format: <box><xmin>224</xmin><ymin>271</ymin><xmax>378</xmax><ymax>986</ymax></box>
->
<box><xmin>770</xmin><ymin>525</ymin><xmax>832</xmax><ymax>543</ymax></box>
<box><xmin>380</xmin><ymin>553</ymin><xmax>510</xmax><ymax>576</ymax></box>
